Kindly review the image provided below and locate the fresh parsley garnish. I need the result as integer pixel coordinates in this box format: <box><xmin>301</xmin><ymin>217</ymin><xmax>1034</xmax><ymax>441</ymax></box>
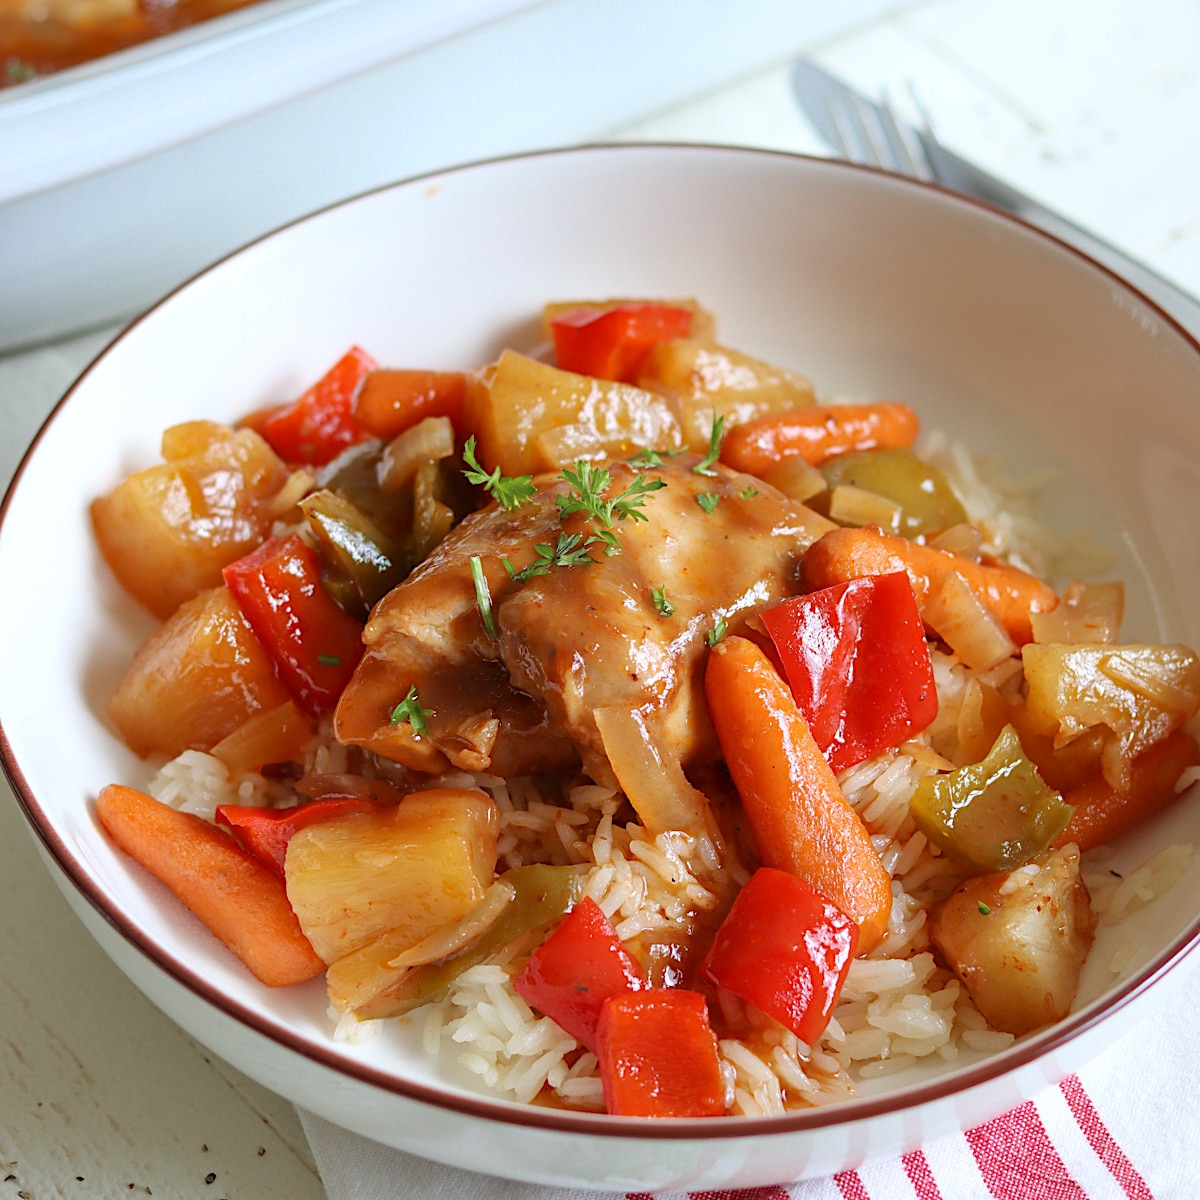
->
<box><xmin>627</xmin><ymin>446</ymin><xmax>678</xmax><ymax>469</ymax></box>
<box><xmin>707</xmin><ymin>614</ymin><xmax>728</xmax><ymax>646</ymax></box>
<box><xmin>556</xmin><ymin>461</ymin><xmax>667</xmax><ymax>533</ymax></box>
<box><xmin>739</xmin><ymin>485</ymin><xmax>759</xmax><ymax>500</ymax></box>
<box><xmin>692</xmin><ymin>411</ymin><xmax>725</xmax><ymax>476</ymax></box>
<box><xmin>695</xmin><ymin>491</ymin><xmax>719</xmax><ymax>514</ymax></box>
<box><xmin>316</xmin><ymin>653</ymin><xmax>342</xmax><ymax>666</ymax></box>
<box><xmin>596</xmin><ymin>529</ymin><xmax>627</xmax><ymax>556</ymax></box>
<box><xmin>504</xmin><ymin>533</ymin><xmax>597</xmax><ymax>582</ymax></box>
<box><xmin>389</xmin><ymin>685</ymin><xmax>434</xmax><ymax>737</ymax></box>
<box><xmin>555</xmin><ymin>460</ymin><xmax>609</xmax><ymax>522</ymax></box>
<box><xmin>483</xmin><ymin>456</ymin><xmax>670</xmax><ymax>591</ymax></box>
<box><xmin>549</xmin><ymin>460</ymin><xmax>667</xmax><ymax>554</ymax></box>
<box><xmin>469</xmin><ymin>555</ymin><xmax>499</xmax><ymax>639</ymax></box>
<box><xmin>462</xmin><ymin>436</ymin><xmax>535</xmax><ymax>510</ymax></box>
<box><xmin>652</xmin><ymin>586</ymin><xmax>674</xmax><ymax>617</ymax></box>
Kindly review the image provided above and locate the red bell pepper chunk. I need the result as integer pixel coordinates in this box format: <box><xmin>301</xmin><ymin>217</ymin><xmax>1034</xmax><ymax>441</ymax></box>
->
<box><xmin>222</xmin><ymin>533</ymin><xmax>364</xmax><ymax>717</ymax></box>
<box><xmin>595</xmin><ymin>989</ymin><xmax>725</xmax><ymax>1118</ymax></box>
<box><xmin>550</xmin><ymin>303</ymin><xmax>693</xmax><ymax>382</ymax></box>
<box><xmin>244</xmin><ymin>346</ymin><xmax>377</xmax><ymax>465</ymax></box>
<box><xmin>761</xmin><ymin>571</ymin><xmax>937</xmax><ymax>773</ymax></box>
<box><xmin>215</xmin><ymin>797</ymin><xmax>381</xmax><ymax>875</ymax></box>
<box><xmin>701</xmin><ymin>867</ymin><xmax>857</xmax><ymax>1046</ymax></box>
<box><xmin>513</xmin><ymin>896</ymin><xmax>644</xmax><ymax>1051</ymax></box>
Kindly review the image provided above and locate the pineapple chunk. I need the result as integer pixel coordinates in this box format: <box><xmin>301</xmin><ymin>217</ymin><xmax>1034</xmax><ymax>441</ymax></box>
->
<box><xmin>284</xmin><ymin>788</ymin><xmax>500</xmax><ymax>964</ymax></box>
<box><xmin>636</xmin><ymin>339</ymin><xmax>816</xmax><ymax>452</ymax></box>
<box><xmin>92</xmin><ymin>421</ymin><xmax>294</xmax><ymax>618</ymax></box>
<box><xmin>1022</xmin><ymin>643</ymin><xmax>1200</xmax><ymax>788</ymax></box>
<box><xmin>209</xmin><ymin>700</ymin><xmax>313</xmax><ymax>775</ymax></box>
<box><xmin>326</xmin><ymin>878</ymin><xmax>516</xmax><ymax>1014</ymax></box>
<box><xmin>107</xmin><ymin>585</ymin><xmax>290</xmax><ymax>758</ymax></box>
<box><xmin>464</xmin><ymin>350</ymin><xmax>682</xmax><ymax>477</ymax></box>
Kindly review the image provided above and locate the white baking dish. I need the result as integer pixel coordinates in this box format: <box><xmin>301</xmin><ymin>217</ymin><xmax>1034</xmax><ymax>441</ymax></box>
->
<box><xmin>0</xmin><ymin>0</ymin><xmax>905</xmax><ymax>352</ymax></box>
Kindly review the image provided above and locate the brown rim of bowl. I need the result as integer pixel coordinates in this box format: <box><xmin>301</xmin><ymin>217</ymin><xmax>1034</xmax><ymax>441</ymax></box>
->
<box><xmin>4</xmin><ymin>142</ymin><xmax>1200</xmax><ymax>1141</ymax></box>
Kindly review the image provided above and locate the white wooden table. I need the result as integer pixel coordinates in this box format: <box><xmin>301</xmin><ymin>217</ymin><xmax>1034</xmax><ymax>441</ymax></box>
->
<box><xmin>4</xmin><ymin>2</ymin><xmax>1200</xmax><ymax>1195</ymax></box>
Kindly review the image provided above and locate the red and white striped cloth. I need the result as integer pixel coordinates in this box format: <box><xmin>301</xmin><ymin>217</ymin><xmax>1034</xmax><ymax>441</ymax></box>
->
<box><xmin>298</xmin><ymin>952</ymin><xmax>1197</xmax><ymax>1200</ymax></box>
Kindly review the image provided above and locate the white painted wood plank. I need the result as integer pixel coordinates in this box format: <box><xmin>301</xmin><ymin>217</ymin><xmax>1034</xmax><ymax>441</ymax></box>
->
<box><xmin>610</xmin><ymin>63</ymin><xmax>830</xmax><ymax>156</ymax></box>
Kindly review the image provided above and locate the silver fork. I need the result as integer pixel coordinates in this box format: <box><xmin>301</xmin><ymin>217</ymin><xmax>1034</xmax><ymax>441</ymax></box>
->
<box><xmin>792</xmin><ymin>58</ymin><xmax>1020</xmax><ymax>202</ymax></box>
<box><xmin>790</xmin><ymin>57</ymin><xmax>1200</xmax><ymax>335</ymax></box>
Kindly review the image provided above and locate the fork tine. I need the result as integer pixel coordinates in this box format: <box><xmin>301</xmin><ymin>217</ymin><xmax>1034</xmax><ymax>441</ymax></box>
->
<box><xmin>904</xmin><ymin>82</ymin><xmax>947</xmax><ymax>184</ymax></box>
<box><xmin>824</xmin><ymin>83</ymin><xmax>938</xmax><ymax>184</ymax></box>
<box><xmin>906</xmin><ymin>81</ymin><xmax>939</xmax><ymax>139</ymax></box>
<box><xmin>880</xmin><ymin>96</ymin><xmax>935</xmax><ymax>182</ymax></box>
<box><xmin>851</xmin><ymin>95</ymin><xmax>903</xmax><ymax>171</ymax></box>
<box><xmin>827</xmin><ymin>93</ymin><xmax>905</xmax><ymax>173</ymax></box>
<box><xmin>828</xmin><ymin>97</ymin><xmax>870</xmax><ymax>164</ymax></box>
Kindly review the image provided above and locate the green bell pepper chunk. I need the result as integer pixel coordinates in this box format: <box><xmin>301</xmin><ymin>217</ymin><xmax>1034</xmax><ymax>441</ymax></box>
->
<box><xmin>911</xmin><ymin>725</ymin><xmax>1073</xmax><ymax>871</ymax></box>
<box><xmin>301</xmin><ymin>488</ymin><xmax>410</xmax><ymax>615</ymax></box>
<box><xmin>820</xmin><ymin>447</ymin><xmax>967</xmax><ymax>538</ymax></box>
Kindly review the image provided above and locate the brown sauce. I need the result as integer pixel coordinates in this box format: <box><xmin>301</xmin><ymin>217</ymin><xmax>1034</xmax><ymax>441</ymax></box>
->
<box><xmin>1</xmin><ymin>0</ymin><xmax>265</xmax><ymax>88</ymax></box>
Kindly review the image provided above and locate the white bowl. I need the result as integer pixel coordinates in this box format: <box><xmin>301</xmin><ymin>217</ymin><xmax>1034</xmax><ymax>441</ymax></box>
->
<box><xmin>3</xmin><ymin>144</ymin><xmax>1200</xmax><ymax>1191</ymax></box>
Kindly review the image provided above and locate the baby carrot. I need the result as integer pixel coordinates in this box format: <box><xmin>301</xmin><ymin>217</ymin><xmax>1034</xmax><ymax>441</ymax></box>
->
<box><xmin>1054</xmin><ymin>730</ymin><xmax>1200</xmax><ymax>852</ymax></box>
<box><xmin>352</xmin><ymin>368</ymin><xmax>468</xmax><ymax>439</ymax></box>
<box><xmin>802</xmin><ymin>526</ymin><xmax>1057</xmax><ymax>645</ymax></box>
<box><xmin>96</xmin><ymin>784</ymin><xmax>325</xmax><ymax>987</ymax></box>
<box><xmin>720</xmin><ymin>402</ymin><xmax>919</xmax><ymax>474</ymax></box>
<box><xmin>704</xmin><ymin>635</ymin><xmax>892</xmax><ymax>953</ymax></box>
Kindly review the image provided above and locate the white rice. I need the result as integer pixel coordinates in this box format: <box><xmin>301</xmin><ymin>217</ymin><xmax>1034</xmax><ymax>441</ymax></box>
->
<box><xmin>1084</xmin><ymin>843</ymin><xmax>1194</xmax><ymax>925</ymax></box>
<box><xmin>148</xmin><ymin>716</ymin><xmax>355</xmax><ymax>820</ymax></box>
<box><xmin>150</xmin><ymin>749</ymin><xmax>260</xmax><ymax>820</ymax></box>
<box><xmin>440</xmin><ymin>964</ymin><xmax>579</xmax><ymax>1104</ymax></box>
<box><xmin>329</xmin><ymin>1004</ymin><xmax>383</xmax><ymax>1044</ymax></box>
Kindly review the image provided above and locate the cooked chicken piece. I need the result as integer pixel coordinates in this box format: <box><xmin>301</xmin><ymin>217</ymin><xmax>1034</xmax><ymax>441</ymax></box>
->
<box><xmin>335</xmin><ymin>453</ymin><xmax>833</xmax><ymax>821</ymax></box>
<box><xmin>930</xmin><ymin>844</ymin><xmax>1096</xmax><ymax>1037</ymax></box>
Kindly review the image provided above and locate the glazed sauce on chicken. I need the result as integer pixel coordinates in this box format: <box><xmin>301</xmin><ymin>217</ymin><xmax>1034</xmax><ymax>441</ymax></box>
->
<box><xmin>334</xmin><ymin>453</ymin><xmax>834</xmax><ymax>791</ymax></box>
